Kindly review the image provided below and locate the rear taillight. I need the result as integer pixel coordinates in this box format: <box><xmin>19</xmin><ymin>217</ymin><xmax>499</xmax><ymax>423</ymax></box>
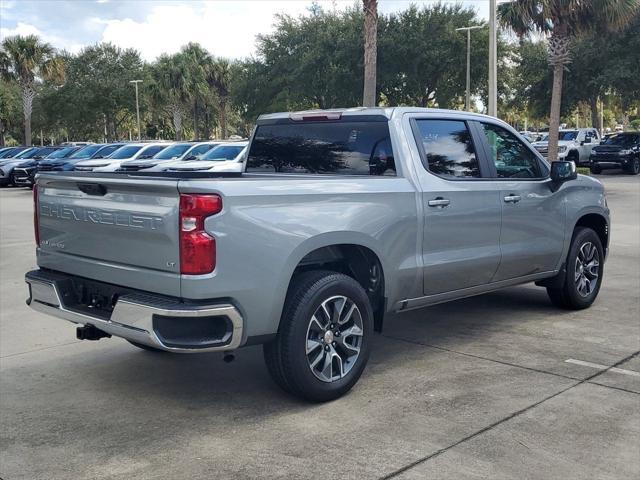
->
<box><xmin>179</xmin><ymin>194</ymin><xmax>222</xmax><ymax>275</ymax></box>
<box><xmin>33</xmin><ymin>185</ymin><xmax>40</xmax><ymax>246</ymax></box>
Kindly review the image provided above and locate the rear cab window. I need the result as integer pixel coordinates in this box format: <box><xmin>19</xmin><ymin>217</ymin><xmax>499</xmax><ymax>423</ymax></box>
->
<box><xmin>246</xmin><ymin>118</ymin><xmax>396</xmax><ymax>176</ymax></box>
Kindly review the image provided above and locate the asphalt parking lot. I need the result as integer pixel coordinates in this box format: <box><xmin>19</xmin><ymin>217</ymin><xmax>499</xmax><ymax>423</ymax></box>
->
<box><xmin>1</xmin><ymin>173</ymin><xmax>638</xmax><ymax>480</ymax></box>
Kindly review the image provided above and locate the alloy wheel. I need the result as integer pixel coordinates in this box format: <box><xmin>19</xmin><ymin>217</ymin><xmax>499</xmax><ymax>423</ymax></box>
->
<box><xmin>575</xmin><ymin>242</ymin><xmax>600</xmax><ymax>297</ymax></box>
<box><xmin>305</xmin><ymin>295</ymin><xmax>364</xmax><ymax>383</ymax></box>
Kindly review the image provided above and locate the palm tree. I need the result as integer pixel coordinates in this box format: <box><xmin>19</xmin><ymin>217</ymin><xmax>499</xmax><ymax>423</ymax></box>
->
<box><xmin>0</xmin><ymin>35</ymin><xmax>64</xmax><ymax>145</ymax></box>
<box><xmin>362</xmin><ymin>0</ymin><xmax>378</xmax><ymax>107</ymax></box>
<box><xmin>499</xmin><ymin>0</ymin><xmax>638</xmax><ymax>161</ymax></box>
<box><xmin>150</xmin><ymin>53</ymin><xmax>191</xmax><ymax>140</ymax></box>
<box><xmin>204</xmin><ymin>57</ymin><xmax>231</xmax><ymax>139</ymax></box>
<box><xmin>180</xmin><ymin>43</ymin><xmax>209</xmax><ymax>140</ymax></box>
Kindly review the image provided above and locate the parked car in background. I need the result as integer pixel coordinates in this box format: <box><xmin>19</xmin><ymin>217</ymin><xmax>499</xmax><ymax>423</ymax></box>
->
<box><xmin>0</xmin><ymin>146</ymin><xmax>34</xmax><ymax>160</ymax></box>
<box><xmin>532</xmin><ymin>128</ymin><xmax>600</xmax><ymax>165</ymax></box>
<box><xmin>156</xmin><ymin>142</ymin><xmax>248</xmax><ymax>173</ymax></box>
<box><xmin>12</xmin><ymin>146</ymin><xmax>82</xmax><ymax>188</ymax></box>
<box><xmin>27</xmin><ymin>107</ymin><xmax>609</xmax><ymax>401</ymax></box>
<box><xmin>38</xmin><ymin>143</ymin><xmax>126</xmax><ymax>173</ymax></box>
<box><xmin>590</xmin><ymin>132</ymin><xmax>640</xmax><ymax>174</ymax></box>
<box><xmin>0</xmin><ymin>146</ymin><xmax>63</xmax><ymax>186</ymax></box>
<box><xmin>74</xmin><ymin>143</ymin><xmax>172</xmax><ymax>172</ymax></box>
<box><xmin>117</xmin><ymin>141</ymin><xmax>220</xmax><ymax>172</ymax></box>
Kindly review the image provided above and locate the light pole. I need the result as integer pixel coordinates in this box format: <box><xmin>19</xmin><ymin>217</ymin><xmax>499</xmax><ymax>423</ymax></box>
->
<box><xmin>488</xmin><ymin>0</ymin><xmax>497</xmax><ymax>117</ymax></box>
<box><xmin>129</xmin><ymin>79</ymin><xmax>143</xmax><ymax>140</ymax></box>
<box><xmin>455</xmin><ymin>25</ymin><xmax>484</xmax><ymax>111</ymax></box>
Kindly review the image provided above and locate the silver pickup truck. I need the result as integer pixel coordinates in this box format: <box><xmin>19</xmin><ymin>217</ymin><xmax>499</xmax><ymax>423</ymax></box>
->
<box><xmin>25</xmin><ymin>107</ymin><xmax>610</xmax><ymax>401</ymax></box>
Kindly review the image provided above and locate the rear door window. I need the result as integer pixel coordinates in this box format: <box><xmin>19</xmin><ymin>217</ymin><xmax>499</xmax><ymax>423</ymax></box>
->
<box><xmin>246</xmin><ymin>120</ymin><xmax>395</xmax><ymax>175</ymax></box>
<box><xmin>412</xmin><ymin>119</ymin><xmax>481</xmax><ymax>179</ymax></box>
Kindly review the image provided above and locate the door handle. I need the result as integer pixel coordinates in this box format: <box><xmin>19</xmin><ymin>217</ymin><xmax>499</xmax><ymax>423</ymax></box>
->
<box><xmin>503</xmin><ymin>194</ymin><xmax>521</xmax><ymax>203</ymax></box>
<box><xmin>428</xmin><ymin>197</ymin><xmax>450</xmax><ymax>207</ymax></box>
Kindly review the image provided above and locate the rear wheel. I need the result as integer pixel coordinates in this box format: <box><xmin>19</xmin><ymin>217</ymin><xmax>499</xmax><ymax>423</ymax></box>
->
<box><xmin>547</xmin><ymin>227</ymin><xmax>604</xmax><ymax>310</ymax></box>
<box><xmin>264</xmin><ymin>270</ymin><xmax>373</xmax><ymax>402</ymax></box>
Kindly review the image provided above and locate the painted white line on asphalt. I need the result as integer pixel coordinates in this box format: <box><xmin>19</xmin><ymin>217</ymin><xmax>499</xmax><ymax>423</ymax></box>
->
<box><xmin>565</xmin><ymin>358</ymin><xmax>640</xmax><ymax>377</ymax></box>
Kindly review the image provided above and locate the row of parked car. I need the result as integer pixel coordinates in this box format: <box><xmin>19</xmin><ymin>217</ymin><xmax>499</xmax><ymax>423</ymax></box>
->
<box><xmin>0</xmin><ymin>140</ymin><xmax>248</xmax><ymax>188</ymax></box>
<box><xmin>524</xmin><ymin>128</ymin><xmax>640</xmax><ymax>174</ymax></box>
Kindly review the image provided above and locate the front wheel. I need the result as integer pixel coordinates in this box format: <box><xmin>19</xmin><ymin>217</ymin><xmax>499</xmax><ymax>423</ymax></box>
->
<box><xmin>590</xmin><ymin>164</ymin><xmax>602</xmax><ymax>174</ymax></box>
<box><xmin>625</xmin><ymin>157</ymin><xmax>640</xmax><ymax>175</ymax></box>
<box><xmin>547</xmin><ymin>227</ymin><xmax>604</xmax><ymax>310</ymax></box>
<box><xmin>264</xmin><ymin>270</ymin><xmax>373</xmax><ymax>402</ymax></box>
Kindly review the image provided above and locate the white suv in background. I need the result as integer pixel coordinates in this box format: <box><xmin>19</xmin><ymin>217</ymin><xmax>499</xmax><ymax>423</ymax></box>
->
<box><xmin>532</xmin><ymin>128</ymin><xmax>600</xmax><ymax>165</ymax></box>
<box><xmin>74</xmin><ymin>143</ymin><xmax>172</xmax><ymax>172</ymax></box>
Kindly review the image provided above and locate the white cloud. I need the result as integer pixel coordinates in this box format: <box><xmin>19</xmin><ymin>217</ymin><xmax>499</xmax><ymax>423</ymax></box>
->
<box><xmin>98</xmin><ymin>1</ymin><xmax>350</xmax><ymax>61</ymax></box>
<box><xmin>0</xmin><ymin>21</ymin><xmax>84</xmax><ymax>52</ymax></box>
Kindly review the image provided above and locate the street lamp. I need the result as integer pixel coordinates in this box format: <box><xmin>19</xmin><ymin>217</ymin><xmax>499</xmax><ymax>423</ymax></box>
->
<box><xmin>455</xmin><ymin>25</ymin><xmax>484</xmax><ymax>112</ymax></box>
<box><xmin>129</xmin><ymin>80</ymin><xmax>143</xmax><ymax>140</ymax></box>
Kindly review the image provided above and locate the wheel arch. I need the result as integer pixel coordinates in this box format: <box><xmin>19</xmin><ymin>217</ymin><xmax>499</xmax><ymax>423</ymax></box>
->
<box><xmin>272</xmin><ymin>233</ymin><xmax>388</xmax><ymax>333</ymax></box>
<box><xmin>574</xmin><ymin>212</ymin><xmax>609</xmax><ymax>252</ymax></box>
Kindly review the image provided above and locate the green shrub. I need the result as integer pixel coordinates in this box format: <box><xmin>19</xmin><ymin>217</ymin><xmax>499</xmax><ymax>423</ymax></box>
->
<box><xmin>577</xmin><ymin>167</ymin><xmax>590</xmax><ymax>175</ymax></box>
<box><xmin>630</xmin><ymin>119</ymin><xmax>640</xmax><ymax>131</ymax></box>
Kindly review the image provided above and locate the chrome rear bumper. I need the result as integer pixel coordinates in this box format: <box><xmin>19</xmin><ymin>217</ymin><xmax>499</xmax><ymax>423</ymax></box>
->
<box><xmin>25</xmin><ymin>270</ymin><xmax>243</xmax><ymax>353</ymax></box>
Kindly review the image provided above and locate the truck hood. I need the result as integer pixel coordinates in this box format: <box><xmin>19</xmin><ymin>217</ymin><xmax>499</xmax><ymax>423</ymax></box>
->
<box><xmin>532</xmin><ymin>140</ymin><xmax>577</xmax><ymax>148</ymax></box>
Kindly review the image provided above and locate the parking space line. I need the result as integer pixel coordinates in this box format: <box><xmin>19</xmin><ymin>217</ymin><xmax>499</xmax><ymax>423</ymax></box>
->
<box><xmin>380</xmin><ymin>349</ymin><xmax>639</xmax><ymax>479</ymax></box>
<box><xmin>565</xmin><ymin>358</ymin><xmax>640</xmax><ymax>377</ymax></box>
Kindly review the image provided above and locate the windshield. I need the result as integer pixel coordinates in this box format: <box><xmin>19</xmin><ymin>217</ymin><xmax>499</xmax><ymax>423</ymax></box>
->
<box><xmin>558</xmin><ymin>131</ymin><xmax>578</xmax><ymax>141</ymax></box>
<box><xmin>93</xmin><ymin>144</ymin><xmax>123</xmax><ymax>158</ymax></box>
<box><xmin>201</xmin><ymin>144</ymin><xmax>245</xmax><ymax>161</ymax></box>
<box><xmin>185</xmin><ymin>143</ymin><xmax>219</xmax><ymax>158</ymax></box>
<box><xmin>45</xmin><ymin>147</ymin><xmax>76</xmax><ymax>159</ymax></box>
<box><xmin>15</xmin><ymin>147</ymin><xmax>39</xmax><ymax>158</ymax></box>
<box><xmin>602</xmin><ymin>133</ymin><xmax>639</xmax><ymax>147</ymax></box>
<box><xmin>152</xmin><ymin>143</ymin><xmax>191</xmax><ymax>159</ymax></box>
<box><xmin>69</xmin><ymin>144</ymin><xmax>102</xmax><ymax>159</ymax></box>
<box><xmin>107</xmin><ymin>145</ymin><xmax>142</xmax><ymax>159</ymax></box>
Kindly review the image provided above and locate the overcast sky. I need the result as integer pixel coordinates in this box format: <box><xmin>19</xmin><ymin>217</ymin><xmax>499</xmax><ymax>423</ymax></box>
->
<box><xmin>0</xmin><ymin>0</ymin><xmax>491</xmax><ymax>61</ymax></box>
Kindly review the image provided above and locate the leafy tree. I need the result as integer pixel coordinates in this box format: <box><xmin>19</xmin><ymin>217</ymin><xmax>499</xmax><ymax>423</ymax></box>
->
<box><xmin>499</xmin><ymin>0</ymin><xmax>639</xmax><ymax>161</ymax></box>
<box><xmin>378</xmin><ymin>4</ymin><xmax>491</xmax><ymax>109</ymax></box>
<box><xmin>56</xmin><ymin>43</ymin><xmax>145</xmax><ymax>141</ymax></box>
<box><xmin>0</xmin><ymin>35</ymin><xmax>64</xmax><ymax>145</ymax></box>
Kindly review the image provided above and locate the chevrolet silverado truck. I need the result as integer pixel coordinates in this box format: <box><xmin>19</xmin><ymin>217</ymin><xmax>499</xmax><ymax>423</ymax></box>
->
<box><xmin>25</xmin><ymin>108</ymin><xmax>610</xmax><ymax>401</ymax></box>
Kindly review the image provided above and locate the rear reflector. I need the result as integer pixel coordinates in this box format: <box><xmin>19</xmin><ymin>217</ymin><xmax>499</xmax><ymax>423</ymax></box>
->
<box><xmin>33</xmin><ymin>185</ymin><xmax>40</xmax><ymax>246</ymax></box>
<box><xmin>179</xmin><ymin>194</ymin><xmax>222</xmax><ymax>275</ymax></box>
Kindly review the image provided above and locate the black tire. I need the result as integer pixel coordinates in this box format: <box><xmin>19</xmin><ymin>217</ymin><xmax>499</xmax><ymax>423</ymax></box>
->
<box><xmin>625</xmin><ymin>157</ymin><xmax>640</xmax><ymax>175</ymax></box>
<box><xmin>590</xmin><ymin>164</ymin><xmax>602</xmax><ymax>174</ymax></box>
<box><xmin>264</xmin><ymin>270</ymin><xmax>373</xmax><ymax>402</ymax></box>
<box><xmin>547</xmin><ymin>227</ymin><xmax>604</xmax><ymax>310</ymax></box>
<box><xmin>127</xmin><ymin>340</ymin><xmax>167</xmax><ymax>353</ymax></box>
<box><xmin>567</xmin><ymin>151</ymin><xmax>579</xmax><ymax>164</ymax></box>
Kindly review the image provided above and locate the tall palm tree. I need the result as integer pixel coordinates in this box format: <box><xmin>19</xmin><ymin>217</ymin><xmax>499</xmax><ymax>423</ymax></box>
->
<box><xmin>0</xmin><ymin>35</ymin><xmax>64</xmax><ymax>145</ymax></box>
<box><xmin>180</xmin><ymin>43</ymin><xmax>209</xmax><ymax>140</ymax></box>
<box><xmin>499</xmin><ymin>0</ymin><xmax>638</xmax><ymax>161</ymax></box>
<box><xmin>362</xmin><ymin>0</ymin><xmax>378</xmax><ymax>107</ymax></box>
<box><xmin>204</xmin><ymin>57</ymin><xmax>231</xmax><ymax>139</ymax></box>
<box><xmin>150</xmin><ymin>53</ymin><xmax>191</xmax><ymax>140</ymax></box>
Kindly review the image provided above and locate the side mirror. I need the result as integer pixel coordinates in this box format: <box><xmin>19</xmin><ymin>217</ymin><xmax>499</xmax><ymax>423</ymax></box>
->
<box><xmin>550</xmin><ymin>161</ymin><xmax>577</xmax><ymax>183</ymax></box>
<box><xmin>583</xmin><ymin>137</ymin><xmax>591</xmax><ymax>144</ymax></box>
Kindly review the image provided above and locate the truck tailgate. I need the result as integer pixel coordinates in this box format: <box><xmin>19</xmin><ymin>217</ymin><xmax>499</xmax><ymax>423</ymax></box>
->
<box><xmin>36</xmin><ymin>173</ymin><xmax>181</xmax><ymax>296</ymax></box>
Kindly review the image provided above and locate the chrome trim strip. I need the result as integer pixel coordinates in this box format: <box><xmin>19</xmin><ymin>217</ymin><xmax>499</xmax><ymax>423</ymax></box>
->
<box><xmin>26</xmin><ymin>276</ymin><xmax>243</xmax><ymax>353</ymax></box>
